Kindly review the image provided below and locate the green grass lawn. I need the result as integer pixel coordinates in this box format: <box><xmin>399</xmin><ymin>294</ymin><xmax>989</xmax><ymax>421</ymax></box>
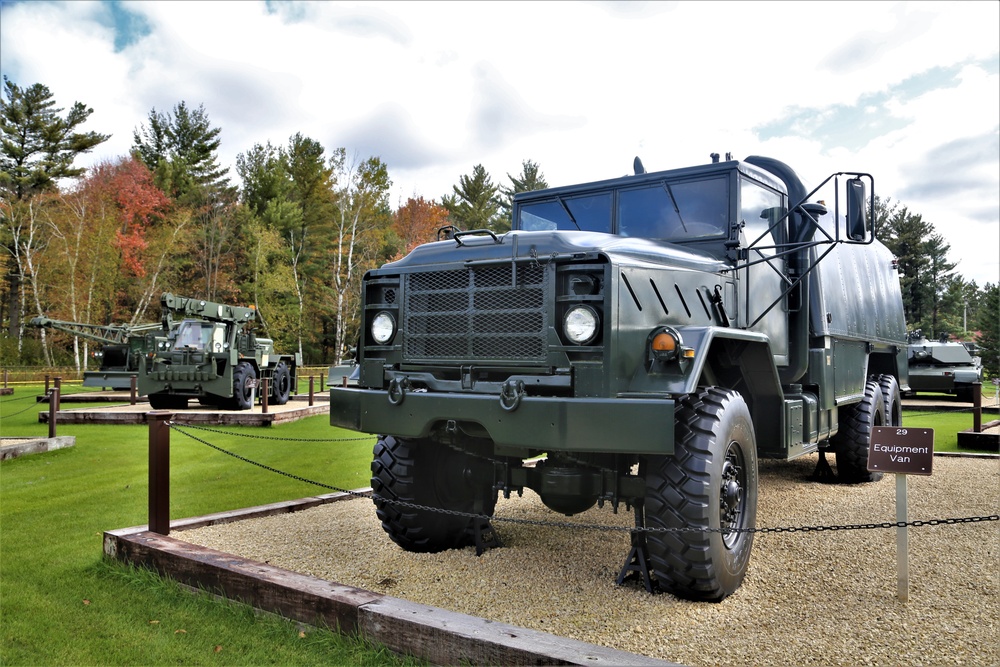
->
<box><xmin>1</xmin><ymin>385</ymin><xmax>422</xmax><ymax>666</ymax></box>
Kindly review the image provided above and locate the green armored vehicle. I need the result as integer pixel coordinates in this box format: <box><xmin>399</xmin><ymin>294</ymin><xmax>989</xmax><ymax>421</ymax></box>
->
<box><xmin>907</xmin><ymin>330</ymin><xmax>983</xmax><ymax>401</ymax></box>
<box><xmin>29</xmin><ymin>317</ymin><xmax>162</xmax><ymax>389</ymax></box>
<box><xmin>139</xmin><ymin>293</ymin><xmax>300</xmax><ymax>410</ymax></box>
<box><xmin>329</xmin><ymin>154</ymin><xmax>908</xmax><ymax>600</ymax></box>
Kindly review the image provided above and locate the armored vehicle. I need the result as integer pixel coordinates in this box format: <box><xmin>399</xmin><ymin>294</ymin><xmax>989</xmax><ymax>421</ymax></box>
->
<box><xmin>907</xmin><ymin>331</ymin><xmax>983</xmax><ymax>401</ymax></box>
<box><xmin>139</xmin><ymin>293</ymin><xmax>300</xmax><ymax>410</ymax></box>
<box><xmin>329</xmin><ymin>154</ymin><xmax>908</xmax><ymax>600</ymax></box>
<box><xmin>29</xmin><ymin>317</ymin><xmax>161</xmax><ymax>389</ymax></box>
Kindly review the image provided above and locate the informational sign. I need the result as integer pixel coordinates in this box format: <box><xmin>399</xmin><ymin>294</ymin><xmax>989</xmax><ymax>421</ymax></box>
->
<box><xmin>868</xmin><ymin>427</ymin><xmax>934</xmax><ymax>475</ymax></box>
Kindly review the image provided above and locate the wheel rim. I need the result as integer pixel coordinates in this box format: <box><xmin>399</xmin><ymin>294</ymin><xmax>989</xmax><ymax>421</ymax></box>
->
<box><xmin>720</xmin><ymin>440</ymin><xmax>748</xmax><ymax>549</ymax></box>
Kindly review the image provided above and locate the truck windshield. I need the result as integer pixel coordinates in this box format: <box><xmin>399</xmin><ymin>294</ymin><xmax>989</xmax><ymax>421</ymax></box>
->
<box><xmin>172</xmin><ymin>321</ymin><xmax>213</xmax><ymax>350</ymax></box>
<box><xmin>518</xmin><ymin>193</ymin><xmax>613</xmax><ymax>233</ymax></box>
<box><xmin>618</xmin><ymin>177</ymin><xmax>728</xmax><ymax>240</ymax></box>
<box><xmin>516</xmin><ymin>176</ymin><xmax>729</xmax><ymax>241</ymax></box>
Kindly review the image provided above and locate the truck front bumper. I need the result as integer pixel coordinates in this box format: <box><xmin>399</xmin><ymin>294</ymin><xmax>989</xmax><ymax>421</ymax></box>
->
<box><xmin>329</xmin><ymin>387</ymin><xmax>675</xmax><ymax>455</ymax></box>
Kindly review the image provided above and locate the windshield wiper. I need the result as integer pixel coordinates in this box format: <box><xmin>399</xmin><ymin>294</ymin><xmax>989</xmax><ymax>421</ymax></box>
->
<box><xmin>556</xmin><ymin>196</ymin><xmax>582</xmax><ymax>231</ymax></box>
<box><xmin>661</xmin><ymin>182</ymin><xmax>688</xmax><ymax>233</ymax></box>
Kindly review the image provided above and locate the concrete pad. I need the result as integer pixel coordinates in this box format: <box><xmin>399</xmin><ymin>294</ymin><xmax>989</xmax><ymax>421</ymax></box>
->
<box><xmin>38</xmin><ymin>397</ymin><xmax>328</xmax><ymax>426</ymax></box>
<box><xmin>1</xmin><ymin>436</ymin><xmax>75</xmax><ymax>460</ymax></box>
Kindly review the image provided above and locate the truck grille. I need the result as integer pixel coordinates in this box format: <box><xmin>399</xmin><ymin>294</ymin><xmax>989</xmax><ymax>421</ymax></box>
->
<box><xmin>403</xmin><ymin>264</ymin><xmax>548</xmax><ymax>361</ymax></box>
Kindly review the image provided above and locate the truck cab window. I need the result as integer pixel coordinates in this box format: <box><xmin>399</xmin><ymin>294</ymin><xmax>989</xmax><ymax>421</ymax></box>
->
<box><xmin>740</xmin><ymin>178</ymin><xmax>784</xmax><ymax>247</ymax></box>
<box><xmin>518</xmin><ymin>193</ymin><xmax>612</xmax><ymax>233</ymax></box>
<box><xmin>618</xmin><ymin>177</ymin><xmax>728</xmax><ymax>240</ymax></box>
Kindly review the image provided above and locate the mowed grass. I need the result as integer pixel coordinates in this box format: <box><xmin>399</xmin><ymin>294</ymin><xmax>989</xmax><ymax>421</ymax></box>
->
<box><xmin>1</xmin><ymin>385</ymin><xmax>422</xmax><ymax>666</ymax></box>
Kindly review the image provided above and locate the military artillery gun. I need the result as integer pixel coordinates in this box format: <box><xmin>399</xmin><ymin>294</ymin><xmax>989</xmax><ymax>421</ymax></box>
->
<box><xmin>28</xmin><ymin>317</ymin><xmax>161</xmax><ymax>389</ymax></box>
<box><xmin>138</xmin><ymin>293</ymin><xmax>301</xmax><ymax>410</ymax></box>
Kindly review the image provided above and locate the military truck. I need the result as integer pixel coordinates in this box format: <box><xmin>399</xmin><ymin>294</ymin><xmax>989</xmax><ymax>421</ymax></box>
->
<box><xmin>29</xmin><ymin>317</ymin><xmax>161</xmax><ymax>389</ymax></box>
<box><xmin>139</xmin><ymin>293</ymin><xmax>301</xmax><ymax>410</ymax></box>
<box><xmin>329</xmin><ymin>154</ymin><xmax>908</xmax><ymax>601</ymax></box>
<box><xmin>907</xmin><ymin>330</ymin><xmax>983</xmax><ymax>401</ymax></box>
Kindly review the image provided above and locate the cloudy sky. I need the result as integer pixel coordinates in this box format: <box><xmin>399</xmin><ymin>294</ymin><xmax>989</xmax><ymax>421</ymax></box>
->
<box><xmin>2</xmin><ymin>1</ymin><xmax>998</xmax><ymax>285</ymax></box>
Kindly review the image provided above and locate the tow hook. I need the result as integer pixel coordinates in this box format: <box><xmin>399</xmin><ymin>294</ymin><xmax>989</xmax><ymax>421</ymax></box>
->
<box><xmin>387</xmin><ymin>376</ymin><xmax>410</xmax><ymax>405</ymax></box>
<box><xmin>499</xmin><ymin>379</ymin><xmax>526</xmax><ymax>412</ymax></box>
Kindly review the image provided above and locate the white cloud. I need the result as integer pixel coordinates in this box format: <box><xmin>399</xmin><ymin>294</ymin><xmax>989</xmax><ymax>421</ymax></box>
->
<box><xmin>1</xmin><ymin>0</ymin><xmax>997</xmax><ymax>285</ymax></box>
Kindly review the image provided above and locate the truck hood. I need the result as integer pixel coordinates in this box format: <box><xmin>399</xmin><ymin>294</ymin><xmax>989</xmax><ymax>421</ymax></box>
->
<box><xmin>381</xmin><ymin>230</ymin><xmax>730</xmax><ymax>274</ymax></box>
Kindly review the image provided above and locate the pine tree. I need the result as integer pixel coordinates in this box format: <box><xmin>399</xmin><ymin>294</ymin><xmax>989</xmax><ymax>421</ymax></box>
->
<box><xmin>441</xmin><ymin>164</ymin><xmax>503</xmax><ymax>232</ymax></box>
<box><xmin>975</xmin><ymin>283</ymin><xmax>999</xmax><ymax>381</ymax></box>
<box><xmin>132</xmin><ymin>101</ymin><xmax>231</xmax><ymax>205</ymax></box>
<box><xmin>0</xmin><ymin>76</ymin><xmax>110</xmax><ymax>201</ymax></box>
<box><xmin>498</xmin><ymin>159</ymin><xmax>548</xmax><ymax>225</ymax></box>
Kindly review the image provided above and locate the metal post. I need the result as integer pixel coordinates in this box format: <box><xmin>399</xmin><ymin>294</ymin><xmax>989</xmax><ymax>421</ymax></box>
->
<box><xmin>148</xmin><ymin>411</ymin><xmax>172</xmax><ymax>535</ymax></box>
<box><xmin>53</xmin><ymin>377</ymin><xmax>61</xmax><ymax>411</ymax></box>
<box><xmin>972</xmin><ymin>382</ymin><xmax>982</xmax><ymax>433</ymax></box>
<box><xmin>130</xmin><ymin>375</ymin><xmax>137</xmax><ymax>405</ymax></box>
<box><xmin>3</xmin><ymin>369</ymin><xmax>7</xmax><ymax>388</ymax></box>
<box><xmin>309</xmin><ymin>376</ymin><xmax>314</xmax><ymax>406</ymax></box>
<box><xmin>896</xmin><ymin>474</ymin><xmax>908</xmax><ymax>602</ymax></box>
<box><xmin>48</xmin><ymin>387</ymin><xmax>59</xmax><ymax>438</ymax></box>
<box><xmin>261</xmin><ymin>377</ymin><xmax>269</xmax><ymax>413</ymax></box>
<box><xmin>45</xmin><ymin>374</ymin><xmax>50</xmax><ymax>393</ymax></box>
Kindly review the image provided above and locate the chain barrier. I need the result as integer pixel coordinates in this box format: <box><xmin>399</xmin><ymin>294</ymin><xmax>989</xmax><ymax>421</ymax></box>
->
<box><xmin>168</xmin><ymin>422</ymin><xmax>999</xmax><ymax>537</ymax></box>
<box><xmin>172</xmin><ymin>421</ymin><xmax>375</xmax><ymax>443</ymax></box>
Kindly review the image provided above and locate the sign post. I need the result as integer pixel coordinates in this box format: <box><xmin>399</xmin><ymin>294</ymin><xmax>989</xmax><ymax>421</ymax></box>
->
<box><xmin>869</xmin><ymin>426</ymin><xmax>934</xmax><ymax>602</ymax></box>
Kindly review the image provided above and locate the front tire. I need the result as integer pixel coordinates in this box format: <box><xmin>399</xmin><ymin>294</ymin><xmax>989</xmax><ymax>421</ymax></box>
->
<box><xmin>230</xmin><ymin>362</ymin><xmax>256</xmax><ymax>410</ymax></box>
<box><xmin>833</xmin><ymin>380</ymin><xmax>886</xmax><ymax>483</ymax></box>
<box><xmin>642</xmin><ymin>387</ymin><xmax>758</xmax><ymax>601</ymax></box>
<box><xmin>371</xmin><ymin>435</ymin><xmax>497</xmax><ymax>553</ymax></box>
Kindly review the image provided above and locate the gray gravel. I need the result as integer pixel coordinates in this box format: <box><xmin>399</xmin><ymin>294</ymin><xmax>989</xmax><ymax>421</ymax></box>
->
<box><xmin>183</xmin><ymin>454</ymin><xmax>999</xmax><ymax>667</ymax></box>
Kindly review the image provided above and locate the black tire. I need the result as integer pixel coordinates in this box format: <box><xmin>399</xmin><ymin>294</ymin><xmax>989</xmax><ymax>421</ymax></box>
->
<box><xmin>148</xmin><ymin>394</ymin><xmax>187</xmax><ymax>410</ymax></box>
<box><xmin>270</xmin><ymin>361</ymin><xmax>291</xmax><ymax>405</ymax></box>
<box><xmin>371</xmin><ymin>435</ymin><xmax>497</xmax><ymax>553</ymax></box>
<box><xmin>641</xmin><ymin>387</ymin><xmax>758</xmax><ymax>601</ymax></box>
<box><xmin>833</xmin><ymin>380</ymin><xmax>885</xmax><ymax>483</ymax></box>
<box><xmin>230</xmin><ymin>362</ymin><xmax>256</xmax><ymax>410</ymax></box>
<box><xmin>877</xmin><ymin>374</ymin><xmax>902</xmax><ymax>427</ymax></box>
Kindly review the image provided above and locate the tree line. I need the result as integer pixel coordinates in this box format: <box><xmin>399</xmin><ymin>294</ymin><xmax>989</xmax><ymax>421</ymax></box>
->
<box><xmin>1</xmin><ymin>77</ymin><xmax>996</xmax><ymax>379</ymax></box>
<box><xmin>0</xmin><ymin>78</ymin><xmax>545</xmax><ymax>369</ymax></box>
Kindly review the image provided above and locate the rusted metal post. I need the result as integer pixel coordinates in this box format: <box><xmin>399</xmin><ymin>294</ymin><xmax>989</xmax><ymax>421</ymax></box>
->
<box><xmin>261</xmin><ymin>377</ymin><xmax>269</xmax><ymax>413</ymax></box>
<box><xmin>342</xmin><ymin>375</ymin><xmax>347</xmax><ymax>387</ymax></box>
<box><xmin>972</xmin><ymin>382</ymin><xmax>982</xmax><ymax>433</ymax></box>
<box><xmin>53</xmin><ymin>377</ymin><xmax>61</xmax><ymax>411</ymax></box>
<box><xmin>309</xmin><ymin>376</ymin><xmax>314</xmax><ymax>406</ymax></box>
<box><xmin>45</xmin><ymin>374</ymin><xmax>50</xmax><ymax>393</ymax></box>
<box><xmin>148</xmin><ymin>411</ymin><xmax>172</xmax><ymax>535</ymax></box>
<box><xmin>130</xmin><ymin>375</ymin><xmax>137</xmax><ymax>405</ymax></box>
<box><xmin>48</xmin><ymin>387</ymin><xmax>59</xmax><ymax>438</ymax></box>
<box><xmin>3</xmin><ymin>369</ymin><xmax>8</xmax><ymax>388</ymax></box>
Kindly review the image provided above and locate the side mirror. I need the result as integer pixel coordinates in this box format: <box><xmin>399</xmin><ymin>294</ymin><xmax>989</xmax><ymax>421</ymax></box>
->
<box><xmin>846</xmin><ymin>178</ymin><xmax>868</xmax><ymax>241</ymax></box>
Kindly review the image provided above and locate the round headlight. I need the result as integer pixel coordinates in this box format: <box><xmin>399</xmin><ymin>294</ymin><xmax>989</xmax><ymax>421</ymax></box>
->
<box><xmin>371</xmin><ymin>311</ymin><xmax>396</xmax><ymax>345</ymax></box>
<box><xmin>564</xmin><ymin>305</ymin><xmax>599</xmax><ymax>345</ymax></box>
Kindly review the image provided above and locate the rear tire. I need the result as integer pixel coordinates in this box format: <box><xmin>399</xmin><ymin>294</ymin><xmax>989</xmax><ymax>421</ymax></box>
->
<box><xmin>642</xmin><ymin>387</ymin><xmax>758</xmax><ymax>601</ymax></box>
<box><xmin>877</xmin><ymin>374</ymin><xmax>901</xmax><ymax>427</ymax></box>
<box><xmin>833</xmin><ymin>380</ymin><xmax>885</xmax><ymax>483</ymax></box>
<box><xmin>270</xmin><ymin>361</ymin><xmax>291</xmax><ymax>405</ymax></box>
<box><xmin>371</xmin><ymin>435</ymin><xmax>497</xmax><ymax>553</ymax></box>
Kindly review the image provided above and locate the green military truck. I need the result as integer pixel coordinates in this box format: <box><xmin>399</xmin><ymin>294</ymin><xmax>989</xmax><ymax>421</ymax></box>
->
<box><xmin>139</xmin><ymin>293</ymin><xmax>300</xmax><ymax>410</ymax></box>
<box><xmin>329</xmin><ymin>154</ymin><xmax>908</xmax><ymax>600</ymax></box>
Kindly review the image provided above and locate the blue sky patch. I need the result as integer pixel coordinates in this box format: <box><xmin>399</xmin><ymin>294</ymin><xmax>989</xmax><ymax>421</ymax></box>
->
<box><xmin>755</xmin><ymin>63</ymin><xmax>972</xmax><ymax>151</ymax></box>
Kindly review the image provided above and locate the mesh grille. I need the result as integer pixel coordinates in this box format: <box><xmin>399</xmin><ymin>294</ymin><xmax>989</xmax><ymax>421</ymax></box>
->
<box><xmin>404</xmin><ymin>264</ymin><xmax>548</xmax><ymax>361</ymax></box>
